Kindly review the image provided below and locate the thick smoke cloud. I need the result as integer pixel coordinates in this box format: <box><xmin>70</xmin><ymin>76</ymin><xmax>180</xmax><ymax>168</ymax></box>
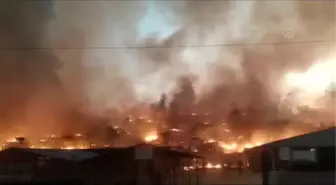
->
<box><xmin>0</xmin><ymin>0</ymin><xmax>334</xmax><ymax>142</ymax></box>
<box><xmin>50</xmin><ymin>1</ymin><xmax>334</xmax><ymax>135</ymax></box>
<box><xmin>0</xmin><ymin>1</ymin><xmax>71</xmax><ymax>138</ymax></box>
<box><xmin>161</xmin><ymin>1</ymin><xmax>335</xmax><ymax>136</ymax></box>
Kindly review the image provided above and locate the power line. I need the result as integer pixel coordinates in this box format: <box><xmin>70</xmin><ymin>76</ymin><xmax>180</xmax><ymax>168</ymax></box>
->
<box><xmin>0</xmin><ymin>40</ymin><xmax>334</xmax><ymax>51</ymax></box>
<box><xmin>16</xmin><ymin>0</ymin><xmax>336</xmax><ymax>2</ymax></box>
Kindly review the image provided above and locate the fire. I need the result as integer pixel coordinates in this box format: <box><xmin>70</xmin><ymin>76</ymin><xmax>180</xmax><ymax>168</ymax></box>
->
<box><xmin>205</xmin><ymin>139</ymin><xmax>216</xmax><ymax>143</ymax></box>
<box><xmin>205</xmin><ymin>163</ymin><xmax>212</xmax><ymax>168</ymax></box>
<box><xmin>219</xmin><ymin>143</ymin><xmax>238</xmax><ymax>151</ymax></box>
<box><xmin>255</xmin><ymin>141</ymin><xmax>262</xmax><ymax>146</ymax></box>
<box><xmin>144</xmin><ymin>133</ymin><xmax>158</xmax><ymax>142</ymax></box>
<box><xmin>214</xmin><ymin>164</ymin><xmax>222</xmax><ymax>169</ymax></box>
<box><xmin>170</xmin><ymin>128</ymin><xmax>182</xmax><ymax>132</ymax></box>
<box><xmin>285</xmin><ymin>58</ymin><xmax>335</xmax><ymax>94</ymax></box>
<box><xmin>0</xmin><ymin>130</ymin><xmax>317</xmax><ymax>153</ymax></box>
<box><xmin>284</xmin><ymin>56</ymin><xmax>336</xmax><ymax>108</ymax></box>
<box><xmin>183</xmin><ymin>162</ymin><xmax>222</xmax><ymax>171</ymax></box>
<box><xmin>0</xmin><ymin>114</ymin><xmax>320</xmax><ymax>153</ymax></box>
<box><xmin>75</xmin><ymin>133</ymin><xmax>83</xmax><ymax>137</ymax></box>
<box><xmin>62</xmin><ymin>145</ymin><xmax>89</xmax><ymax>150</ymax></box>
<box><xmin>244</xmin><ymin>143</ymin><xmax>253</xmax><ymax>149</ymax></box>
<box><xmin>218</xmin><ymin>140</ymin><xmax>267</xmax><ymax>153</ymax></box>
<box><xmin>6</xmin><ymin>138</ymin><xmax>18</xmax><ymax>143</ymax></box>
<box><xmin>63</xmin><ymin>146</ymin><xmax>75</xmax><ymax>150</ymax></box>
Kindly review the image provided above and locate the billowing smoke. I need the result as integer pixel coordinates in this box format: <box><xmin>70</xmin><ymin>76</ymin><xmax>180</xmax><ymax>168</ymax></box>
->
<box><xmin>0</xmin><ymin>0</ymin><xmax>334</xmax><ymax>145</ymax></box>
<box><xmin>56</xmin><ymin>1</ymin><xmax>334</xmax><ymax>137</ymax></box>
<box><xmin>0</xmin><ymin>1</ymin><xmax>74</xmax><ymax>139</ymax></box>
<box><xmin>155</xmin><ymin>1</ymin><xmax>334</xmax><ymax>138</ymax></box>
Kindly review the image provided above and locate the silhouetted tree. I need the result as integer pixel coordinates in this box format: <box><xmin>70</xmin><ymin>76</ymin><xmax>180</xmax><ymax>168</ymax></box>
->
<box><xmin>168</xmin><ymin>76</ymin><xmax>196</xmax><ymax>129</ymax></box>
<box><xmin>158</xmin><ymin>93</ymin><xmax>167</xmax><ymax>112</ymax></box>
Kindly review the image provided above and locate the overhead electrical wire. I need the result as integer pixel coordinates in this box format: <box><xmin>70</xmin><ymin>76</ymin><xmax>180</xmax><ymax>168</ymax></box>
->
<box><xmin>0</xmin><ymin>40</ymin><xmax>334</xmax><ymax>50</ymax></box>
<box><xmin>19</xmin><ymin>0</ymin><xmax>336</xmax><ymax>2</ymax></box>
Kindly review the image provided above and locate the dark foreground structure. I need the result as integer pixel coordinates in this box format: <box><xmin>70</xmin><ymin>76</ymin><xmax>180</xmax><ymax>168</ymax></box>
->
<box><xmin>246</xmin><ymin>126</ymin><xmax>336</xmax><ymax>185</ymax></box>
<box><xmin>0</xmin><ymin>144</ymin><xmax>204</xmax><ymax>185</ymax></box>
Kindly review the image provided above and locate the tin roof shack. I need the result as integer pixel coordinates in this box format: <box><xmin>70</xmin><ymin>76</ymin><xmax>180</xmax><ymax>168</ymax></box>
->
<box><xmin>0</xmin><ymin>148</ymin><xmax>96</xmax><ymax>183</ymax></box>
<box><xmin>245</xmin><ymin>127</ymin><xmax>336</xmax><ymax>185</ymax></box>
<box><xmin>148</xmin><ymin>145</ymin><xmax>205</xmax><ymax>185</ymax></box>
<box><xmin>0</xmin><ymin>146</ymin><xmax>204</xmax><ymax>185</ymax></box>
<box><xmin>79</xmin><ymin>147</ymin><xmax>135</xmax><ymax>185</ymax></box>
<box><xmin>80</xmin><ymin>144</ymin><xmax>204</xmax><ymax>185</ymax></box>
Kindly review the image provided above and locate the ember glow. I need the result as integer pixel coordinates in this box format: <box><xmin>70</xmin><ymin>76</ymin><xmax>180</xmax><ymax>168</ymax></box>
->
<box><xmin>144</xmin><ymin>132</ymin><xmax>159</xmax><ymax>143</ymax></box>
<box><xmin>63</xmin><ymin>146</ymin><xmax>76</xmax><ymax>150</ymax></box>
<box><xmin>183</xmin><ymin>162</ymin><xmax>222</xmax><ymax>171</ymax></box>
<box><xmin>218</xmin><ymin>140</ymin><xmax>264</xmax><ymax>153</ymax></box>
<box><xmin>0</xmin><ymin>121</ymin><xmax>327</xmax><ymax>154</ymax></box>
<box><xmin>6</xmin><ymin>138</ymin><xmax>19</xmax><ymax>143</ymax></box>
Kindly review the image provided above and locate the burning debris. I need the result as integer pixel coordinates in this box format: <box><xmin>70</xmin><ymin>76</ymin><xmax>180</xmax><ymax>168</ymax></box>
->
<box><xmin>144</xmin><ymin>132</ymin><xmax>159</xmax><ymax>143</ymax></box>
<box><xmin>183</xmin><ymin>162</ymin><xmax>223</xmax><ymax>171</ymax></box>
<box><xmin>0</xmin><ymin>0</ymin><xmax>334</xmax><ymax>161</ymax></box>
<box><xmin>0</xmin><ymin>114</ymin><xmax>326</xmax><ymax>156</ymax></box>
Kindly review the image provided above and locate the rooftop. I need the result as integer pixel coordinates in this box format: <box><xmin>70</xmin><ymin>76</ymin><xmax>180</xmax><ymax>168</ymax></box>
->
<box><xmin>248</xmin><ymin>127</ymin><xmax>335</xmax><ymax>150</ymax></box>
<box><xmin>2</xmin><ymin>143</ymin><xmax>203</xmax><ymax>162</ymax></box>
<box><xmin>6</xmin><ymin>148</ymin><xmax>98</xmax><ymax>161</ymax></box>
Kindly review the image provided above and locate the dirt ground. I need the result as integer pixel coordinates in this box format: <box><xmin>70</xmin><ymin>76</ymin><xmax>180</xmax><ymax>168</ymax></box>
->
<box><xmin>199</xmin><ymin>169</ymin><xmax>262</xmax><ymax>185</ymax></box>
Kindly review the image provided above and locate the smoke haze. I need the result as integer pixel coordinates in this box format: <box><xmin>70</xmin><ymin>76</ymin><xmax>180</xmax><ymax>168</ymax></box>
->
<box><xmin>0</xmin><ymin>0</ymin><xmax>334</xmax><ymax>139</ymax></box>
<box><xmin>0</xmin><ymin>1</ymin><xmax>72</xmax><ymax>139</ymax></box>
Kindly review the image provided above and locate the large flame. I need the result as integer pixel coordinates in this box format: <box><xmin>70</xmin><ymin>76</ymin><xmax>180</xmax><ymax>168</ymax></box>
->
<box><xmin>284</xmin><ymin>56</ymin><xmax>336</xmax><ymax>108</ymax></box>
<box><xmin>143</xmin><ymin>131</ymin><xmax>159</xmax><ymax>143</ymax></box>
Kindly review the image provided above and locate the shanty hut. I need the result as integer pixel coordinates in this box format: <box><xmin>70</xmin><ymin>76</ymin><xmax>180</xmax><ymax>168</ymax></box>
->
<box><xmin>80</xmin><ymin>144</ymin><xmax>204</xmax><ymax>185</ymax></box>
<box><xmin>0</xmin><ymin>145</ymin><xmax>204</xmax><ymax>185</ymax></box>
<box><xmin>0</xmin><ymin>148</ymin><xmax>96</xmax><ymax>184</ymax></box>
<box><xmin>79</xmin><ymin>147</ymin><xmax>135</xmax><ymax>185</ymax></box>
<box><xmin>245</xmin><ymin>127</ymin><xmax>335</xmax><ymax>185</ymax></box>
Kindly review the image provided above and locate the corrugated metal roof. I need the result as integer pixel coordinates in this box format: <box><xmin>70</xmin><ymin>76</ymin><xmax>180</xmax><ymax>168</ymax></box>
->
<box><xmin>130</xmin><ymin>143</ymin><xmax>204</xmax><ymax>158</ymax></box>
<box><xmin>262</xmin><ymin>127</ymin><xmax>335</xmax><ymax>148</ymax></box>
<box><xmin>18</xmin><ymin>148</ymin><xmax>98</xmax><ymax>161</ymax></box>
<box><xmin>2</xmin><ymin>145</ymin><xmax>202</xmax><ymax>163</ymax></box>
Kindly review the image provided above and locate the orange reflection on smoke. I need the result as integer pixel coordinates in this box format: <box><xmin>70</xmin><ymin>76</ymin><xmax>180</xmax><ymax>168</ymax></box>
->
<box><xmin>144</xmin><ymin>132</ymin><xmax>158</xmax><ymax>142</ymax></box>
<box><xmin>219</xmin><ymin>142</ymin><xmax>238</xmax><ymax>151</ymax></box>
